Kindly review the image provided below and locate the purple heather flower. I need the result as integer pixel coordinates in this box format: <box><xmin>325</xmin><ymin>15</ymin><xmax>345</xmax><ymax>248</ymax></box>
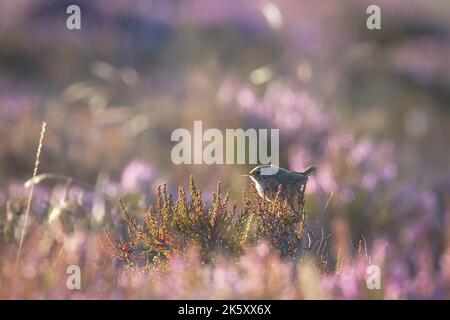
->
<box><xmin>121</xmin><ymin>159</ymin><xmax>157</xmax><ymax>193</ymax></box>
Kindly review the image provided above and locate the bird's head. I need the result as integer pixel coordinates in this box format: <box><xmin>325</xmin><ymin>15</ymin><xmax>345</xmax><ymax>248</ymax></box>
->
<box><xmin>241</xmin><ymin>165</ymin><xmax>279</xmax><ymax>183</ymax></box>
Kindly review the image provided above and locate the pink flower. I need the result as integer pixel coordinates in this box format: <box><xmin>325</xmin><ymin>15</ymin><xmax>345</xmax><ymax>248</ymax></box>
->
<box><xmin>121</xmin><ymin>159</ymin><xmax>156</xmax><ymax>193</ymax></box>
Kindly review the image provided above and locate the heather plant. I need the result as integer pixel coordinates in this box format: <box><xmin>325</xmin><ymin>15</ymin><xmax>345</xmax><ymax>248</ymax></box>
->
<box><xmin>101</xmin><ymin>175</ymin><xmax>322</xmax><ymax>269</ymax></box>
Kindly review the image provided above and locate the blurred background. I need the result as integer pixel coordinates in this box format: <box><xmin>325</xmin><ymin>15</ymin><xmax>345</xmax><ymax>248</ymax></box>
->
<box><xmin>1</xmin><ymin>0</ymin><xmax>450</xmax><ymax>298</ymax></box>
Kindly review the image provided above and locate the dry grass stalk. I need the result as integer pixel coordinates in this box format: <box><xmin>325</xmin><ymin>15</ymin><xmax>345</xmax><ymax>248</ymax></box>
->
<box><xmin>16</xmin><ymin>121</ymin><xmax>47</xmax><ymax>268</ymax></box>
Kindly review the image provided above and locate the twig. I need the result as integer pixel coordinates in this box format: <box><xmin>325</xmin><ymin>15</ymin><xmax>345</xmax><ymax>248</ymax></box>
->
<box><xmin>361</xmin><ymin>234</ymin><xmax>370</xmax><ymax>264</ymax></box>
<box><xmin>311</xmin><ymin>191</ymin><xmax>333</xmax><ymax>234</ymax></box>
<box><xmin>300</xmin><ymin>191</ymin><xmax>333</xmax><ymax>251</ymax></box>
<box><xmin>373</xmin><ymin>242</ymin><xmax>388</xmax><ymax>263</ymax></box>
<box><xmin>316</xmin><ymin>228</ymin><xmax>325</xmax><ymax>255</ymax></box>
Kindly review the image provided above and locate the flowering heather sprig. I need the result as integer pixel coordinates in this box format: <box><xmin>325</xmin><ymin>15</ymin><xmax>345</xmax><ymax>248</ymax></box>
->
<box><xmin>251</xmin><ymin>184</ymin><xmax>308</xmax><ymax>260</ymax></box>
<box><xmin>103</xmin><ymin>176</ymin><xmax>261</xmax><ymax>266</ymax></box>
<box><xmin>101</xmin><ymin>229</ymin><xmax>134</xmax><ymax>266</ymax></box>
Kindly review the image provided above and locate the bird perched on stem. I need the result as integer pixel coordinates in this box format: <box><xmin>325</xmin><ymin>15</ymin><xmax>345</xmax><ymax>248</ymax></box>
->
<box><xmin>241</xmin><ymin>165</ymin><xmax>316</xmax><ymax>204</ymax></box>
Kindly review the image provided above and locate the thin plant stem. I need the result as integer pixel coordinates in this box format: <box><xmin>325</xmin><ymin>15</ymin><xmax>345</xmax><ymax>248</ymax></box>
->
<box><xmin>15</xmin><ymin>121</ymin><xmax>47</xmax><ymax>269</ymax></box>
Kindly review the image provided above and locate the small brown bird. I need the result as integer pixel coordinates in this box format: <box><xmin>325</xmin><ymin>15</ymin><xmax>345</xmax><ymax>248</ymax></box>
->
<box><xmin>241</xmin><ymin>165</ymin><xmax>316</xmax><ymax>204</ymax></box>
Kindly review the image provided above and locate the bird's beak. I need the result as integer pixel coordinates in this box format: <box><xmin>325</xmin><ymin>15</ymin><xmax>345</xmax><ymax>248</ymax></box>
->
<box><xmin>240</xmin><ymin>173</ymin><xmax>251</xmax><ymax>177</ymax></box>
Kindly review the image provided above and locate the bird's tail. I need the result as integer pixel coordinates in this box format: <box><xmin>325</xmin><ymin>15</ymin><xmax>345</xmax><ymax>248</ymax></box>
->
<box><xmin>302</xmin><ymin>165</ymin><xmax>317</xmax><ymax>177</ymax></box>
